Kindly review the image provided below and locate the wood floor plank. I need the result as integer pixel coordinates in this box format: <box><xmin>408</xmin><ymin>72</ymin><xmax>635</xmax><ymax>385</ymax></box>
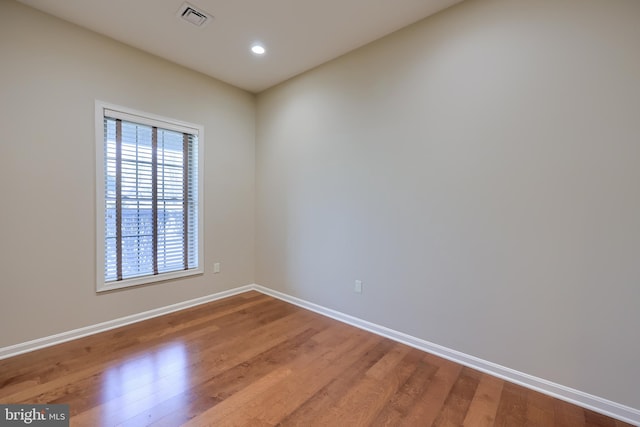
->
<box><xmin>71</xmin><ymin>311</ymin><xmax>323</xmax><ymax>425</ymax></box>
<box><xmin>278</xmin><ymin>339</ymin><xmax>399</xmax><ymax>426</ymax></box>
<box><xmin>301</xmin><ymin>343</ymin><xmax>414</xmax><ymax>426</ymax></box>
<box><xmin>225</xmin><ymin>331</ymin><xmax>382</xmax><ymax>426</ymax></box>
<box><xmin>0</xmin><ymin>293</ymin><xmax>273</xmax><ymax>400</ymax></box>
<box><xmin>0</xmin><ymin>292</ymin><xmax>634</xmax><ymax>427</ymax></box>
<box><xmin>494</xmin><ymin>381</ymin><xmax>529</xmax><ymax>426</ymax></box>
<box><xmin>1</xmin><ymin>301</ymin><xmax>308</xmax><ymax>407</ymax></box>
<box><xmin>124</xmin><ymin>326</ymin><xmax>329</xmax><ymax>427</ymax></box>
<box><xmin>185</xmin><ymin>328</ymin><xmax>379</xmax><ymax>426</ymax></box>
<box><xmin>554</xmin><ymin>396</ymin><xmax>586</xmax><ymax>426</ymax></box>
<box><xmin>399</xmin><ymin>354</ymin><xmax>464</xmax><ymax>426</ymax></box>
<box><xmin>432</xmin><ymin>367</ymin><xmax>482</xmax><ymax>426</ymax></box>
<box><xmin>585</xmin><ymin>409</ymin><xmax>618</xmax><ymax>427</ymax></box>
<box><xmin>461</xmin><ymin>373</ymin><xmax>504</xmax><ymax>427</ymax></box>
<box><xmin>525</xmin><ymin>389</ymin><xmax>556</xmax><ymax>427</ymax></box>
<box><xmin>183</xmin><ymin>365</ymin><xmax>293</xmax><ymax>427</ymax></box>
<box><xmin>369</xmin><ymin>351</ymin><xmax>439</xmax><ymax>427</ymax></box>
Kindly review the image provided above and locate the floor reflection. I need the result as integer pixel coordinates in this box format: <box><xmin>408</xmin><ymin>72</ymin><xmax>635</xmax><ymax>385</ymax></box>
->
<box><xmin>99</xmin><ymin>341</ymin><xmax>189</xmax><ymax>426</ymax></box>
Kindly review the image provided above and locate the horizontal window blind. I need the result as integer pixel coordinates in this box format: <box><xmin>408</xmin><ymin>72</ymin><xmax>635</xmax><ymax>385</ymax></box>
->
<box><xmin>103</xmin><ymin>114</ymin><xmax>199</xmax><ymax>283</ymax></box>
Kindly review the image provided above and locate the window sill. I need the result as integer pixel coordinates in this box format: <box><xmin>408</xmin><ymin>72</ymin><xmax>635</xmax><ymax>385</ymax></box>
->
<box><xmin>96</xmin><ymin>268</ymin><xmax>204</xmax><ymax>293</ymax></box>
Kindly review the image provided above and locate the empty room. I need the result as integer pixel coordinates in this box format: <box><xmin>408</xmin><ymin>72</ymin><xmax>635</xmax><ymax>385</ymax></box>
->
<box><xmin>1</xmin><ymin>0</ymin><xmax>639</xmax><ymax>425</ymax></box>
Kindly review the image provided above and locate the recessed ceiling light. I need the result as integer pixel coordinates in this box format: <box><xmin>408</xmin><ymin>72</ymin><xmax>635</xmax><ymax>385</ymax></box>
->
<box><xmin>251</xmin><ymin>44</ymin><xmax>266</xmax><ymax>55</ymax></box>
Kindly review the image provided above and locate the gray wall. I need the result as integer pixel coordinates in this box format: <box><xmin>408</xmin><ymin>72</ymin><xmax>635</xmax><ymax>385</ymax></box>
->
<box><xmin>256</xmin><ymin>0</ymin><xmax>640</xmax><ymax>409</ymax></box>
<box><xmin>0</xmin><ymin>1</ymin><xmax>256</xmax><ymax>347</ymax></box>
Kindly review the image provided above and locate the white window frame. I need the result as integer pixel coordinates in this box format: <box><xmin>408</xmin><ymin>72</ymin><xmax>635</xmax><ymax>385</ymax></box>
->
<box><xmin>95</xmin><ymin>100</ymin><xmax>204</xmax><ymax>292</ymax></box>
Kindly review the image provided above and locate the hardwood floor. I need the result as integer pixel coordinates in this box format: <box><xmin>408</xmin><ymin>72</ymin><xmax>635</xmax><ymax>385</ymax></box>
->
<box><xmin>0</xmin><ymin>291</ymin><xmax>633</xmax><ymax>426</ymax></box>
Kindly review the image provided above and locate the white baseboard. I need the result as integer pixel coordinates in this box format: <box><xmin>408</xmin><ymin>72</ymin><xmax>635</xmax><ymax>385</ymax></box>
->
<box><xmin>0</xmin><ymin>284</ymin><xmax>254</xmax><ymax>361</ymax></box>
<box><xmin>1</xmin><ymin>283</ymin><xmax>638</xmax><ymax>425</ymax></box>
<box><xmin>253</xmin><ymin>285</ymin><xmax>640</xmax><ymax>426</ymax></box>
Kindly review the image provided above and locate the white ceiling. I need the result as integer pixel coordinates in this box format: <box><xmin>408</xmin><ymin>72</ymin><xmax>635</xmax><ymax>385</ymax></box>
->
<box><xmin>17</xmin><ymin>0</ymin><xmax>462</xmax><ymax>93</ymax></box>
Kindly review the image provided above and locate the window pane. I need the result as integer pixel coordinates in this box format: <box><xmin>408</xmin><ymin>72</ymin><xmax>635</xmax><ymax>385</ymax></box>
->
<box><xmin>103</xmin><ymin>115</ymin><xmax>199</xmax><ymax>284</ymax></box>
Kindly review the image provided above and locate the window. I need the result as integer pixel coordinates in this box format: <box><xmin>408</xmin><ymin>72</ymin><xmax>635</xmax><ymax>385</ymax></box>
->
<box><xmin>96</xmin><ymin>101</ymin><xmax>203</xmax><ymax>292</ymax></box>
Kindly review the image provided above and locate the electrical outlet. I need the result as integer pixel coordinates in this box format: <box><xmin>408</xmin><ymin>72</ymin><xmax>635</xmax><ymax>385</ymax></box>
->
<box><xmin>213</xmin><ymin>262</ymin><xmax>220</xmax><ymax>273</ymax></box>
<box><xmin>354</xmin><ymin>280</ymin><xmax>362</xmax><ymax>293</ymax></box>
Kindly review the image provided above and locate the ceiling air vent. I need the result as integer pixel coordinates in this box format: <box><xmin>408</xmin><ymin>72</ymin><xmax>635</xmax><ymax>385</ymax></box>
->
<box><xmin>177</xmin><ymin>2</ymin><xmax>212</xmax><ymax>28</ymax></box>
